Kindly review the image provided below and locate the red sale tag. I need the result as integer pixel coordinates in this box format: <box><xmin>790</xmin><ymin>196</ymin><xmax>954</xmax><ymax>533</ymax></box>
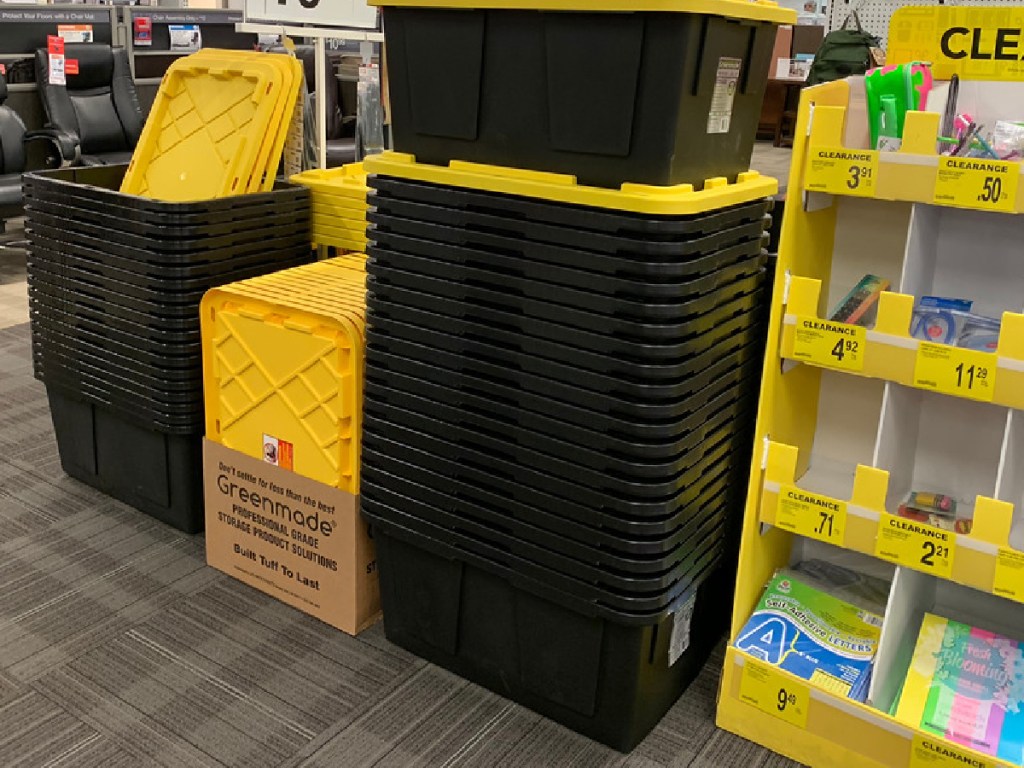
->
<box><xmin>47</xmin><ymin>35</ymin><xmax>64</xmax><ymax>55</ymax></box>
<box><xmin>65</xmin><ymin>59</ymin><xmax>79</xmax><ymax>76</ymax></box>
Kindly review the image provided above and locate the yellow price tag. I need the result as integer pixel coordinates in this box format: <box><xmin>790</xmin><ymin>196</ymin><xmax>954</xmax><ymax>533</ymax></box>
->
<box><xmin>994</xmin><ymin>548</ymin><xmax>1024</xmax><ymax>602</ymax></box>
<box><xmin>875</xmin><ymin>513</ymin><xmax>955</xmax><ymax>578</ymax></box>
<box><xmin>738</xmin><ymin>658</ymin><xmax>809</xmax><ymax>729</ymax></box>
<box><xmin>776</xmin><ymin>485</ymin><xmax>847</xmax><ymax>546</ymax></box>
<box><xmin>934</xmin><ymin>157</ymin><xmax>1018</xmax><ymax>213</ymax></box>
<box><xmin>910</xmin><ymin>734</ymin><xmax>999</xmax><ymax>768</ymax></box>
<box><xmin>791</xmin><ymin>317</ymin><xmax>866</xmax><ymax>372</ymax></box>
<box><xmin>805</xmin><ymin>148</ymin><xmax>879</xmax><ymax>197</ymax></box>
<box><xmin>914</xmin><ymin>342</ymin><xmax>996</xmax><ymax>402</ymax></box>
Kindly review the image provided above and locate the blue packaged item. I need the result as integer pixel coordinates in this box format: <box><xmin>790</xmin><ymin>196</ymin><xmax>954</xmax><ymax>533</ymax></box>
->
<box><xmin>735</xmin><ymin>567</ymin><xmax>884</xmax><ymax>702</ymax></box>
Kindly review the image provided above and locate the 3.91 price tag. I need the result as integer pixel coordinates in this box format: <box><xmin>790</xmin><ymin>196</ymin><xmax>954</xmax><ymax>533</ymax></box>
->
<box><xmin>739</xmin><ymin>658</ymin><xmax>809</xmax><ymax>729</ymax></box>
<box><xmin>805</xmin><ymin>148</ymin><xmax>879</xmax><ymax>197</ymax></box>
<box><xmin>875</xmin><ymin>513</ymin><xmax>955</xmax><ymax>578</ymax></box>
<box><xmin>914</xmin><ymin>343</ymin><xmax>996</xmax><ymax>402</ymax></box>
<box><xmin>934</xmin><ymin>157</ymin><xmax>1018</xmax><ymax>213</ymax></box>
<box><xmin>791</xmin><ymin>317</ymin><xmax>866</xmax><ymax>372</ymax></box>
<box><xmin>776</xmin><ymin>485</ymin><xmax>847</xmax><ymax>546</ymax></box>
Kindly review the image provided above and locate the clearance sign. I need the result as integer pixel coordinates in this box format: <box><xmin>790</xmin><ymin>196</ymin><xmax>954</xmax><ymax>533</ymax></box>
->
<box><xmin>888</xmin><ymin>6</ymin><xmax>1024</xmax><ymax>80</ymax></box>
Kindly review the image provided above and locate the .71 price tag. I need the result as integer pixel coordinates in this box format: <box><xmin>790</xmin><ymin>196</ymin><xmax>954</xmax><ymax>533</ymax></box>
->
<box><xmin>875</xmin><ymin>513</ymin><xmax>955</xmax><ymax>579</ymax></box>
<box><xmin>934</xmin><ymin>156</ymin><xmax>1018</xmax><ymax>213</ymax></box>
<box><xmin>914</xmin><ymin>342</ymin><xmax>996</xmax><ymax>402</ymax></box>
<box><xmin>739</xmin><ymin>658</ymin><xmax>809</xmax><ymax>729</ymax></box>
<box><xmin>805</xmin><ymin>148</ymin><xmax>879</xmax><ymax>197</ymax></box>
<box><xmin>776</xmin><ymin>485</ymin><xmax>847</xmax><ymax>547</ymax></box>
<box><xmin>792</xmin><ymin>317</ymin><xmax>866</xmax><ymax>372</ymax></box>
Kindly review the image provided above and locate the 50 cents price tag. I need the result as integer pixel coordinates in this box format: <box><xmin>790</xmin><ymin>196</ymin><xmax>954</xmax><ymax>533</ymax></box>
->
<box><xmin>875</xmin><ymin>513</ymin><xmax>955</xmax><ymax>578</ymax></box>
<box><xmin>910</xmin><ymin>734</ymin><xmax>997</xmax><ymax>768</ymax></box>
<box><xmin>739</xmin><ymin>658</ymin><xmax>809</xmax><ymax>729</ymax></box>
<box><xmin>914</xmin><ymin>343</ymin><xmax>996</xmax><ymax>402</ymax></box>
<box><xmin>791</xmin><ymin>317</ymin><xmax>866</xmax><ymax>372</ymax></box>
<box><xmin>805</xmin><ymin>148</ymin><xmax>879</xmax><ymax>197</ymax></box>
<box><xmin>934</xmin><ymin>157</ymin><xmax>1018</xmax><ymax>213</ymax></box>
<box><xmin>776</xmin><ymin>485</ymin><xmax>847</xmax><ymax>546</ymax></box>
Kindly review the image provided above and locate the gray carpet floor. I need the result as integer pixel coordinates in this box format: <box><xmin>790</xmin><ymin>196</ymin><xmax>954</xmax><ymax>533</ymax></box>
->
<box><xmin>0</xmin><ymin>317</ymin><xmax>801</xmax><ymax>767</ymax></box>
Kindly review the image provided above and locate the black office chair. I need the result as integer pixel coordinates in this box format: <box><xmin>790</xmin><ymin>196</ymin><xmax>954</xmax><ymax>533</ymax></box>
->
<box><xmin>34</xmin><ymin>44</ymin><xmax>144</xmax><ymax>167</ymax></box>
<box><xmin>0</xmin><ymin>72</ymin><xmax>27</xmax><ymax>222</ymax></box>
<box><xmin>275</xmin><ymin>45</ymin><xmax>357</xmax><ymax>167</ymax></box>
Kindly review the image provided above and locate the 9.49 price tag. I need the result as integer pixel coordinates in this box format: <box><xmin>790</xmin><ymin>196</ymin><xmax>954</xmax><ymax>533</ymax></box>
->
<box><xmin>875</xmin><ymin>513</ymin><xmax>955</xmax><ymax>578</ymax></box>
<box><xmin>914</xmin><ymin>343</ymin><xmax>996</xmax><ymax>402</ymax></box>
<box><xmin>934</xmin><ymin>157</ymin><xmax>1018</xmax><ymax>213</ymax></box>
<box><xmin>776</xmin><ymin>485</ymin><xmax>847</xmax><ymax>547</ymax></box>
<box><xmin>739</xmin><ymin>658</ymin><xmax>809</xmax><ymax>729</ymax></box>
<box><xmin>791</xmin><ymin>317</ymin><xmax>866</xmax><ymax>372</ymax></box>
<box><xmin>805</xmin><ymin>148</ymin><xmax>879</xmax><ymax>197</ymax></box>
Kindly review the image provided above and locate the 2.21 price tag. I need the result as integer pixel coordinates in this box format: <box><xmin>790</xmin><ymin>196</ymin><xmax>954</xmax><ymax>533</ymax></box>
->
<box><xmin>805</xmin><ymin>148</ymin><xmax>879</xmax><ymax>197</ymax></box>
<box><xmin>791</xmin><ymin>317</ymin><xmax>866</xmax><ymax>372</ymax></box>
<box><xmin>875</xmin><ymin>513</ymin><xmax>955</xmax><ymax>578</ymax></box>
<box><xmin>914</xmin><ymin>342</ymin><xmax>996</xmax><ymax>402</ymax></box>
<box><xmin>934</xmin><ymin>156</ymin><xmax>1018</xmax><ymax>213</ymax></box>
<box><xmin>739</xmin><ymin>658</ymin><xmax>810</xmax><ymax>729</ymax></box>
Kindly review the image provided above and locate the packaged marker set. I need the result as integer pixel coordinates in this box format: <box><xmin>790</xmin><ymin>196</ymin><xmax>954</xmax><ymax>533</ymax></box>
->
<box><xmin>910</xmin><ymin>296</ymin><xmax>1001</xmax><ymax>352</ymax></box>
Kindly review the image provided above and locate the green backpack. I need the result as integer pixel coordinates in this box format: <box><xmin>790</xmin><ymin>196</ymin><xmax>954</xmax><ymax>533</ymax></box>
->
<box><xmin>806</xmin><ymin>13</ymin><xmax>880</xmax><ymax>86</ymax></box>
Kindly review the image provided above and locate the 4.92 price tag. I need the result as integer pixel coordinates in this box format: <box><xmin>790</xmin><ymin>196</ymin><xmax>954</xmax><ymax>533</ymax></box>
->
<box><xmin>805</xmin><ymin>148</ymin><xmax>879</xmax><ymax>197</ymax></box>
<box><xmin>739</xmin><ymin>658</ymin><xmax>810</xmax><ymax>729</ymax></box>
<box><xmin>935</xmin><ymin>156</ymin><xmax>1019</xmax><ymax>213</ymax></box>
<box><xmin>776</xmin><ymin>485</ymin><xmax>847</xmax><ymax>546</ymax></box>
<box><xmin>791</xmin><ymin>317</ymin><xmax>866</xmax><ymax>372</ymax></box>
<box><xmin>875</xmin><ymin>513</ymin><xmax>955</xmax><ymax>578</ymax></box>
<box><xmin>914</xmin><ymin>343</ymin><xmax>996</xmax><ymax>402</ymax></box>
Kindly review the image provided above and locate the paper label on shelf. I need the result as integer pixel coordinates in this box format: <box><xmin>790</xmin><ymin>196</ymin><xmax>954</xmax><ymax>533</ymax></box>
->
<box><xmin>993</xmin><ymin>548</ymin><xmax>1024</xmax><ymax>601</ymax></box>
<box><xmin>738</xmin><ymin>658</ymin><xmax>810</xmax><ymax>729</ymax></box>
<box><xmin>914</xmin><ymin>343</ymin><xmax>996</xmax><ymax>402</ymax></box>
<box><xmin>909</xmin><ymin>734</ymin><xmax>997</xmax><ymax>768</ymax></box>
<box><xmin>791</xmin><ymin>317</ymin><xmax>865</xmax><ymax>372</ymax></box>
<box><xmin>805</xmin><ymin>148</ymin><xmax>879</xmax><ymax>197</ymax></box>
<box><xmin>668</xmin><ymin>594</ymin><xmax>696</xmax><ymax>667</ymax></box>
<box><xmin>934</xmin><ymin>157</ymin><xmax>1018</xmax><ymax>213</ymax></box>
<box><xmin>775</xmin><ymin>485</ymin><xmax>847</xmax><ymax>546</ymax></box>
<box><xmin>875</xmin><ymin>513</ymin><xmax>955</xmax><ymax>579</ymax></box>
<box><xmin>707</xmin><ymin>57</ymin><xmax>740</xmax><ymax>135</ymax></box>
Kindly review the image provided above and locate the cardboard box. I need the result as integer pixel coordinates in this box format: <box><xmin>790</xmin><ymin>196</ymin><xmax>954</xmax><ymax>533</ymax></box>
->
<box><xmin>204</xmin><ymin>440</ymin><xmax>380</xmax><ymax>635</ymax></box>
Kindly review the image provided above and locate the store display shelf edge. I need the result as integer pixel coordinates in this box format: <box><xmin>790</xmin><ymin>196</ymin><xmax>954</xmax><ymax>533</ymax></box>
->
<box><xmin>718</xmin><ymin>646</ymin><xmax>1018</xmax><ymax>768</ymax></box>
<box><xmin>805</xmin><ymin>104</ymin><xmax>1024</xmax><ymax>215</ymax></box>
<box><xmin>780</xmin><ymin>275</ymin><xmax>1024</xmax><ymax>409</ymax></box>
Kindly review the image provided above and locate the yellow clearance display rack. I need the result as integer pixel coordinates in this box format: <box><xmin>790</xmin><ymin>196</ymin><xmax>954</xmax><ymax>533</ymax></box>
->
<box><xmin>717</xmin><ymin>6</ymin><xmax>1024</xmax><ymax>768</ymax></box>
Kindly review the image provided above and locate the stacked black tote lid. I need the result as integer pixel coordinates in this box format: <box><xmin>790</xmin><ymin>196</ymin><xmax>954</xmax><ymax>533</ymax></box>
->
<box><xmin>24</xmin><ymin>165</ymin><xmax>311</xmax><ymax>532</ymax></box>
<box><xmin>358</xmin><ymin>153</ymin><xmax>776</xmax><ymax>751</ymax></box>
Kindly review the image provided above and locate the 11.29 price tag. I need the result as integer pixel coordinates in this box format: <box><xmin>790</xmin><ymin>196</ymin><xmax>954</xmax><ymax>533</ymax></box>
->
<box><xmin>805</xmin><ymin>148</ymin><xmax>879</xmax><ymax>197</ymax></box>
<box><xmin>875</xmin><ymin>513</ymin><xmax>955</xmax><ymax>578</ymax></box>
<box><xmin>934</xmin><ymin>156</ymin><xmax>1018</xmax><ymax>213</ymax></box>
<box><xmin>739</xmin><ymin>658</ymin><xmax>809</xmax><ymax>729</ymax></box>
<box><xmin>792</xmin><ymin>317</ymin><xmax>866</xmax><ymax>372</ymax></box>
<box><xmin>914</xmin><ymin>342</ymin><xmax>996</xmax><ymax>402</ymax></box>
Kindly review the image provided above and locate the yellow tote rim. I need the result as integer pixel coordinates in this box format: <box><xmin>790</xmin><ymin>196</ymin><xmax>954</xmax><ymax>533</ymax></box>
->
<box><xmin>369</xmin><ymin>0</ymin><xmax>795</xmax><ymax>24</ymax></box>
<box><xmin>362</xmin><ymin>151</ymin><xmax>778</xmax><ymax>215</ymax></box>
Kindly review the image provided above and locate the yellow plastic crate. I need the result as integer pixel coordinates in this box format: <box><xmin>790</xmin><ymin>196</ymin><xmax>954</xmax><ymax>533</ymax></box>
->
<box><xmin>201</xmin><ymin>258</ymin><xmax>367</xmax><ymax>493</ymax></box>
<box><xmin>123</xmin><ymin>51</ymin><xmax>296</xmax><ymax>201</ymax></box>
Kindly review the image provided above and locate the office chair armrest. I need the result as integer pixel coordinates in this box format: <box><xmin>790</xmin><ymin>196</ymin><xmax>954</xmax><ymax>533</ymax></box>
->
<box><xmin>24</xmin><ymin>128</ymin><xmax>81</xmax><ymax>167</ymax></box>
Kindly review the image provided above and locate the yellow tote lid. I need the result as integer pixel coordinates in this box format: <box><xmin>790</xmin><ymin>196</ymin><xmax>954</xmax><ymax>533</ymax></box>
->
<box><xmin>362</xmin><ymin>152</ymin><xmax>778</xmax><ymax>215</ymax></box>
<box><xmin>370</xmin><ymin>0</ymin><xmax>795</xmax><ymax>24</ymax></box>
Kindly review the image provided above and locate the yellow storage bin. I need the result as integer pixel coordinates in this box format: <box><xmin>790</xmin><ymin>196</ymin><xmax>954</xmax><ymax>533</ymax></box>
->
<box><xmin>290</xmin><ymin>163</ymin><xmax>369</xmax><ymax>199</ymax></box>
<box><xmin>201</xmin><ymin>258</ymin><xmax>367</xmax><ymax>493</ymax></box>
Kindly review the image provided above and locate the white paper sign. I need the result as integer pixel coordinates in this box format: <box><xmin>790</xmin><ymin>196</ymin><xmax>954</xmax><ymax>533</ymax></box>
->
<box><xmin>48</xmin><ymin>54</ymin><xmax>65</xmax><ymax>87</ymax></box>
<box><xmin>245</xmin><ymin>0</ymin><xmax>378</xmax><ymax>30</ymax></box>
